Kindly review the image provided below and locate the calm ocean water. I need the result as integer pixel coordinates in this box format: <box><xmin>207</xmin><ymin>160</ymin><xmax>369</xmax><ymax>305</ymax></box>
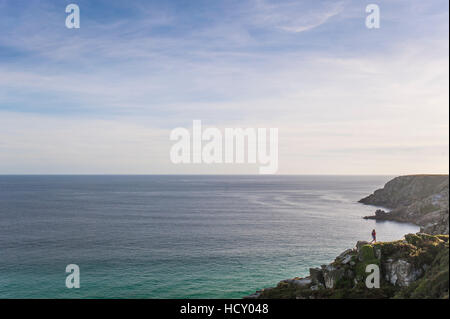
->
<box><xmin>0</xmin><ymin>175</ymin><xmax>419</xmax><ymax>298</ymax></box>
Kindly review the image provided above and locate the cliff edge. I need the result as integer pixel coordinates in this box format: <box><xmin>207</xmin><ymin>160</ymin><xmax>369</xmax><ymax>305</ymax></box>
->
<box><xmin>246</xmin><ymin>233</ymin><xmax>449</xmax><ymax>299</ymax></box>
<box><xmin>245</xmin><ymin>175</ymin><xmax>450</xmax><ymax>299</ymax></box>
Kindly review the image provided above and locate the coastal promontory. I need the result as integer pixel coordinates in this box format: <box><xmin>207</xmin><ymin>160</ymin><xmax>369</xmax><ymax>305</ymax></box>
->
<box><xmin>245</xmin><ymin>175</ymin><xmax>449</xmax><ymax>299</ymax></box>
<box><xmin>360</xmin><ymin>175</ymin><xmax>449</xmax><ymax>235</ymax></box>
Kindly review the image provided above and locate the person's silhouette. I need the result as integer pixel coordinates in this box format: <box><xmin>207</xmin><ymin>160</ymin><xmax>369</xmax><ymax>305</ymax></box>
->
<box><xmin>370</xmin><ymin>229</ymin><xmax>377</xmax><ymax>243</ymax></box>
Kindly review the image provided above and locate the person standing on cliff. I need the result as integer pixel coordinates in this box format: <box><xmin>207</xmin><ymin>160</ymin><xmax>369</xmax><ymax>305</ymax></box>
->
<box><xmin>370</xmin><ymin>229</ymin><xmax>377</xmax><ymax>243</ymax></box>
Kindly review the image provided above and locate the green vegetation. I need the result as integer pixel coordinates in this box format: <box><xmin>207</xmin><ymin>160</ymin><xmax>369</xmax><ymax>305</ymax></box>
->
<box><xmin>255</xmin><ymin>234</ymin><xmax>449</xmax><ymax>299</ymax></box>
<box><xmin>395</xmin><ymin>235</ymin><xmax>449</xmax><ymax>299</ymax></box>
<box><xmin>355</xmin><ymin>245</ymin><xmax>380</xmax><ymax>281</ymax></box>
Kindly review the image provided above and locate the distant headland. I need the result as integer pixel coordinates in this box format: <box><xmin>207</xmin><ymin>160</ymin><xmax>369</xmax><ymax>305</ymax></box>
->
<box><xmin>360</xmin><ymin>175</ymin><xmax>449</xmax><ymax>235</ymax></box>
<box><xmin>245</xmin><ymin>175</ymin><xmax>449</xmax><ymax>299</ymax></box>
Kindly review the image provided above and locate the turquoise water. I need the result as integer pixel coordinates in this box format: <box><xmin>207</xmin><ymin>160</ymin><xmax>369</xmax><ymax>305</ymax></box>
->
<box><xmin>0</xmin><ymin>175</ymin><xmax>419</xmax><ymax>298</ymax></box>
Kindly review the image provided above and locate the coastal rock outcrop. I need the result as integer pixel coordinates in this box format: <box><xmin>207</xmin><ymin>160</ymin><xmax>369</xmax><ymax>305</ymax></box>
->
<box><xmin>322</xmin><ymin>264</ymin><xmax>346</xmax><ymax>289</ymax></box>
<box><xmin>245</xmin><ymin>175</ymin><xmax>450</xmax><ymax>299</ymax></box>
<box><xmin>245</xmin><ymin>233</ymin><xmax>449</xmax><ymax>299</ymax></box>
<box><xmin>383</xmin><ymin>259</ymin><xmax>422</xmax><ymax>287</ymax></box>
<box><xmin>309</xmin><ymin>268</ymin><xmax>324</xmax><ymax>286</ymax></box>
<box><xmin>360</xmin><ymin>175</ymin><xmax>449</xmax><ymax>235</ymax></box>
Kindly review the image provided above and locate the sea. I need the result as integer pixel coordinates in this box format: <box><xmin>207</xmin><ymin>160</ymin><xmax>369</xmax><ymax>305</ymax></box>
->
<box><xmin>0</xmin><ymin>175</ymin><xmax>419</xmax><ymax>298</ymax></box>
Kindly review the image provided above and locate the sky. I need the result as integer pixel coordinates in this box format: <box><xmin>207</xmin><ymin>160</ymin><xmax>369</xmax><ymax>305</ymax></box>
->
<box><xmin>0</xmin><ymin>0</ymin><xmax>448</xmax><ymax>174</ymax></box>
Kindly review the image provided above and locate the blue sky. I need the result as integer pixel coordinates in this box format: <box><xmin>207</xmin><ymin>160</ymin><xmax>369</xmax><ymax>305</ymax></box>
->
<box><xmin>0</xmin><ymin>0</ymin><xmax>448</xmax><ymax>174</ymax></box>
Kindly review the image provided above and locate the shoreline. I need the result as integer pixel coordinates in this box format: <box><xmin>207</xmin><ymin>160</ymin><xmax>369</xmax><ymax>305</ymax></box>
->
<box><xmin>245</xmin><ymin>175</ymin><xmax>449</xmax><ymax>299</ymax></box>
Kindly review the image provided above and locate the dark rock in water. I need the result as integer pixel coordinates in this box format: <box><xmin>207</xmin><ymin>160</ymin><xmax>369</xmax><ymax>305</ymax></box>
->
<box><xmin>363</xmin><ymin>209</ymin><xmax>389</xmax><ymax>220</ymax></box>
<box><xmin>375</xmin><ymin>209</ymin><xmax>388</xmax><ymax>217</ymax></box>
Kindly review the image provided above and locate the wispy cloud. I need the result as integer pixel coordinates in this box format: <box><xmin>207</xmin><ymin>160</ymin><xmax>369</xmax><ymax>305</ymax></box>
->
<box><xmin>0</xmin><ymin>0</ymin><xmax>448</xmax><ymax>174</ymax></box>
<box><xmin>251</xmin><ymin>0</ymin><xmax>345</xmax><ymax>33</ymax></box>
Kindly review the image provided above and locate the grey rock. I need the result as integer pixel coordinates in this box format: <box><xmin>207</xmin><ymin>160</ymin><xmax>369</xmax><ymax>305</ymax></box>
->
<box><xmin>341</xmin><ymin>254</ymin><xmax>354</xmax><ymax>265</ymax></box>
<box><xmin>336</xmin><ymin>249</ymin><xmax>355</xmax><ymax>264</ymax></box>
<box><xmin>374</xmin><ymin>247</ymin><xmax>382</xmax><ymax>260</ymax></box>
<box><xmin>293</xmin><ymin>277</ymin><xmax>312</xmax><ymax>287</ymax></box>
<box><xmin>383</xmin><ymin>258</ymin><xmax>423</xmax><ymax>287</ymax></box>
<box><xmin>309</xmin><ymin>268</ymin><xmax>324</xmax><ymax>285</ymax></box>
<box><xmin>310</xmin><ymin>285</ymin><xmax>320</xmax><ymax>291</ymax></box>
<box><xmin>282</xmin><ymin>277</ymin><xmax>312</xmax><ymax>287</ymax></box>
<box><xmin>322</xmin><ymin>265</ymin><xmax>345</xmax><ymax>289</ymax></box>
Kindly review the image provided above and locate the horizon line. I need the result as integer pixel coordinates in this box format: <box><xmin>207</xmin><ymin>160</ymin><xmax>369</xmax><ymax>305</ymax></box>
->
<box><xmin>0</xmin><ymin>173</ymin><xmax>448</xmax><ymax>176</ymax></box>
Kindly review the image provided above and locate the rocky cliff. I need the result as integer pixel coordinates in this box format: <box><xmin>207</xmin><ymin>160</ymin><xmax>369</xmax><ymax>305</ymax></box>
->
<box><xmin>246</xmin><ymin>233</ymin><xmax>449</xmax><ymax>299</ymax></box>
<box><xmin>245</xmin><ymin>175</ymin><xmax>450</xmax><ymax>299</ymax></box>
<box><xmin>360</xmin><ymin>175</ymin><xmax>449</xmax><ymax>235</ymax></box>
